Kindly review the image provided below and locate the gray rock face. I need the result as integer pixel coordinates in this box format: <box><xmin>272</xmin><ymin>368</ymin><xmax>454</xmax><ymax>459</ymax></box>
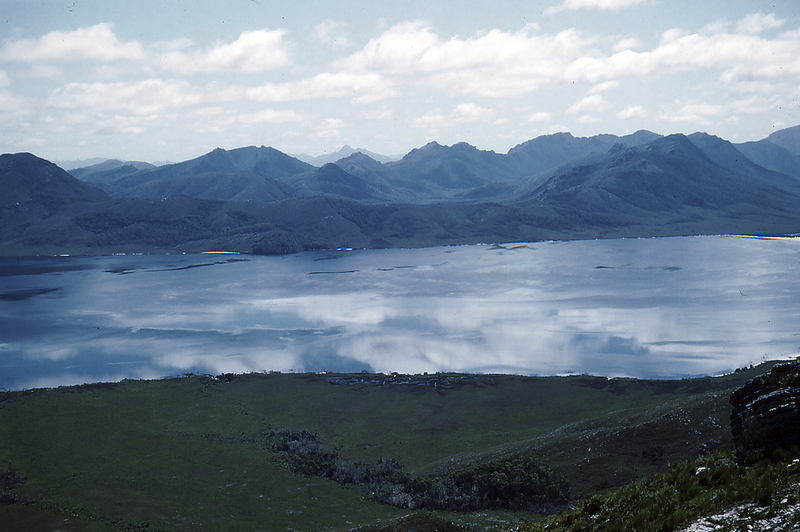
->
<box><xmin>730</xmin><ymin>362</ymin><xmax>800</xmax><ymax>462</ymax></box>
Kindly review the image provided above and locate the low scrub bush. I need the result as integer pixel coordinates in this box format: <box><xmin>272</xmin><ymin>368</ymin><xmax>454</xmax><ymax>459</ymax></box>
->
<box><xmin>264</xmin><ymin>428</ymin><xmax>569</xmax><ymax>513</ymax></box>
<box><xmin>509</xmin><ymin>447</ymin><xmax>800</xmax><ymax>532</ymax></box>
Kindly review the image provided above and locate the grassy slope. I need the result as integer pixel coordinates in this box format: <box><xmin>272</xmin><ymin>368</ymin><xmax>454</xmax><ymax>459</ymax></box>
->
<box><xmin>515</xmin><ymin>447</ymin><xmax>800</xmax><ymax>532</ymax></box>
<box><xmin>0</xmin><ymin>364</ymin><xmax>777</xmax><ymax>532</ymax></box>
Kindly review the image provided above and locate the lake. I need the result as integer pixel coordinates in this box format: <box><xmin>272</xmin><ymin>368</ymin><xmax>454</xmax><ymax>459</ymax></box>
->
<box><xmin>1</xmin><ymin>235</ymin><xmax>799</xmax><ymax>391</ymax></box>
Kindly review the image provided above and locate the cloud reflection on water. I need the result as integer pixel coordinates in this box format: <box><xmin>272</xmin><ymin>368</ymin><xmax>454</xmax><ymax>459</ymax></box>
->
<box><xmin>2</xmin><ymin>236</ymin><xmax>800</xmax><ymax>390</ymax></box>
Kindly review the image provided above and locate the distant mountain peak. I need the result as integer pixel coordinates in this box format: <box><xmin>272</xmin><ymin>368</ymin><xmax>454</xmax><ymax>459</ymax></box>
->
<box><xmin>767</xmin><ymin>125</ymin><xmax>800</xmax><ymax>156</ymax></box>
<box><xmin>651</xmin><ymin>133</ymin><xmax>694</xmax><ymax>147</ymax></box>
<box><xmin>336</xmin><ymin>151</ymin><xmax>381</xmax><ymax>166</ymax></box>
<box><xmin>644</xmin><ymin>133</ymin><xmax>712</xmax><ymax>160</ymax></box>
<box><xmin>319</xmin><ymin>162</ymin><xmax>343</xmax><ymax>171</ymax></box>
<box><xmin>402</xmin><ymin>141</ymin><xmax>442</xmax><ymax>159</ymax></box>
<box><xmin>409</xmin><ymin>140</ymin><xmax>487</xmax><ymax>154</ymax></box>
<box><xmin>1</xmin><ymin>152</ymin><xmax>108</xmax><ymax>209</ymax></box>
<box><xmin>452</xmin><ymin>141</ymin><xmax>481</xmax><ymax>151</ymax></box>
<box><xmin>340</xmin><ymin>151</ymin><xmax>371</xmax><ymax>160</ymax></box>
<box><xmin>292</xmin><ymin>145</ymin><xmax>398</xmax><ymax>166</ymax></box>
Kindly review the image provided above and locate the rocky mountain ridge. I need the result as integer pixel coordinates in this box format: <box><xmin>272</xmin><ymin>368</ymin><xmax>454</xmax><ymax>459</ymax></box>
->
<box><xmin>2</xmin><ymin>126</ymin><xmax>800</xmax><ymax>255</ymax></box>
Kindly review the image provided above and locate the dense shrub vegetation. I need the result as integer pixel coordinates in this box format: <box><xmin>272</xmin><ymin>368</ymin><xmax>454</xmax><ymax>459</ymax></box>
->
<box><xmin>0</xmin><ymin>464</ymin><xmax>26</xmax><ymax>505</ymax></box>
<box><xmin>265</xmin><ymin>427</ymin><xmax>569</xmax><ymax>513</ymax></box>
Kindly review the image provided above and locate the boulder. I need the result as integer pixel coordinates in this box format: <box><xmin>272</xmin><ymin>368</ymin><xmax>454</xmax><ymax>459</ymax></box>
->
<box><xmin>730</xmin><ymin>361</ymin><xmax>800</xmax><ymax>461</ymax></box>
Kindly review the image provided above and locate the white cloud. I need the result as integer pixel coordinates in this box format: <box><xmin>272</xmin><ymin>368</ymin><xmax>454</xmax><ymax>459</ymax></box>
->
<box><xmin>362</xmin><ymin>106</ymin><xmax>392</xmax><ymax>120</ymax></box>
<box><xmin>612</xmin><ymin>38</ymin><xmax>642</xmax><ymax>53</ymax></box>
<box><xmin>412</xmin><ymin>110</ymin><xmax>446</xmax><ymax>129</ymax></box>
<box><xmin>617</xmin><ymin>104</ymin><xmax>648</xmax><ymax>119</ymax></box>
<box><xmin>659</xmin><ymin>102</ymin><xmax>724</xmax><ymax>123</ymax></box>
<box><xmin>314</xmin><ymin>118</ymin><xmax>345</xmax><ymax>139</ymax></box>
<box><xmin>246</xmin><ymin>72</ymin><xmax>395</xmax><ymax>104</ymax></box>
<box><xmin>528</xmin><ymin>111</ymin><xmax>551</xmax><ymax>122</ymax></box>
<box><xmin>567</xmin><ymin>94</ymin><xmax>609</xmax><ymax>114</ymax></box>
<box><xmin>589</xmin><ymin>80</ymin><xmax>619</xmax><ymax>93</ymax></box>
<box><xmin>338</xmin><ymin>22</ymin><xmax>592</xmax><ymax>97</ymax></box>
<box><xmin>545</xmin><ymin>0</ymin><xmax>644</xmax><ymax>15</ymax></box>
<box><xmin>315</xmin><ymin>20</ymin><xmax>353</xmax><ymax>49</ymax></box>
<box><xmin>412</xmin><ymin>104</ymin><xmax>491</xmax><ymax>129</ymax></box>
<box><xmin>728</xmin><ymin>94</ymin><xmax>779</xmax><ymax>115</ymax></box>
<box><xmin>724</xmin><ymin>78</ymin><xmax>778</xmax><ymax>96</ymax></box>
<box><xmin>1</xmin><ymin>24</ymin><xmax>291</xmax><ymax>75</ymax></box>
<box><xmin>316</xmin><ymin>14</ymin><xmax>800</xmax><ymax>108</ymax></box>
<box><xmin>56</xmin><ymin>111</ymin><xmax>162</xmax><ymax>137</ymax></box>
<box><xmin>186</xmin><ymin>106</ymin><xmax>227</xmax><ymax>120</ymax></box>
<box><xmin>736</xmin><ymin>13</ymin><xmax>784</xmax><ymax>35</ymax></box>
<box><xmin>654</xmin><ymin>30</ymin><xmax>782</xmax><ymax>71</ymax></box>
<box><xmin>336</xmin><ymin>14</ymin><xmax>800</xmax><ymax>105</ymax></box>
<box><xmin>337</xmin><ymin>20</ymin><xmax>440</xmax><ymax>75</ymax></box>
<box><xmin>182</xmin><ymin>106</ymin><xmax>233</xmax><ymax>133</ymax></box>
<box><xmin>701</xmin><ymin>20</ymin><xmax>731</xmax><ymax>36</ymax></box>
<box><xmin>238</xmin><ymin>108</ymin><xmax>307</xmax><ymax>126</ymax></box>
<box><xmin>45</xmin><ymin>79</ymin><xmax>217</xmax><ymax>115</ymax></box>
<box><xmin>0</xmin><ymin>89</ymin><xmax>29</xmax><ymax>117</ymax></box>
<box><xmin>562</xmin><ymin>14</ymin><xmax>800</xmax><ymax>90</ymax></box>
<box><xmin>156</xmin><ymin>29</ymin><xmax>290</xmax><ymax>74</ymax></box>
<box><xmin>5</xmin><ymin>7</ymin><xmax>800</xmax><ymax>160</ymax></box>
<box><xmin>452</xmin><ymin>103</ymin><xmax>492</xmax><ymax>122</ymax></box>
<box><xmin>1</xmin><ymin>23</ymin><xmax>145</xmax><ymax>62</ymax></box>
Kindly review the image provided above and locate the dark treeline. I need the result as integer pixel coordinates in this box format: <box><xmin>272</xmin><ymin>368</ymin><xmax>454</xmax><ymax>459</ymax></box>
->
<box><xmin>265</xmin><ymin>427</ymin><xmax>569</xmax><ymax>514</ymax></box>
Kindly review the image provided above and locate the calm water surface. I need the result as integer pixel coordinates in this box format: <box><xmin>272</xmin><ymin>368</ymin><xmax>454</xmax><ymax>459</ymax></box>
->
<box><xmin>1</xmin><ymin>236</ymin><xmax>799</xmax><ymax>390</ymax></box>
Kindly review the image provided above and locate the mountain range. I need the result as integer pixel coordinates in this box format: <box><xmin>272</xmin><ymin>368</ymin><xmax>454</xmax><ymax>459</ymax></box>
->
<box><xmin>2</xmin><ymin>126</ymin><xmax>800</xmax><ymax>255</ymax></box>
<box><xmin>292</xmin><ymin>145</ymin><xmax>401</xmax><ymax>166</ymax></box>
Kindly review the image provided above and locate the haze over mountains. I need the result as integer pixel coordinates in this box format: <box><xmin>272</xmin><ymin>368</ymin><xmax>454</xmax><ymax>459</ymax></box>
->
<box><xmin>2</xmin><ymin>126</ymin><xmax>800</xmax><ymax>255</ymax></box>
<box><xmin>292</xmin><ymin>145</ymin><xmax>401</xmax><ymax>166</ymax></box>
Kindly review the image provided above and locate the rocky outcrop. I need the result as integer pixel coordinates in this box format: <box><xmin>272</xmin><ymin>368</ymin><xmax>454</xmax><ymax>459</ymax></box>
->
<box><xmin>730</xmin><ymin>361</ymin><xmax>800</xmax><ymax>461</ymax></box>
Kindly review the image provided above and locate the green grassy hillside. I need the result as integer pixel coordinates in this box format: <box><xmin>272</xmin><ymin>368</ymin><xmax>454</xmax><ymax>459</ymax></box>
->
<box><xmin>0</xmin><ymin>364</ymin><xmax>780</xmax><ymax>531</ymax></box>
<box><xmin>508</xmin><ymin>447</ymin><xmax>800</xmax><ymax>532</ymax></box>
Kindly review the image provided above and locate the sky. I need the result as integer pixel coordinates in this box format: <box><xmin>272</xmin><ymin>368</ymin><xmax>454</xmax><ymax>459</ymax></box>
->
<box><xmin>1</xmin><ymin>0</ymin><xmax>799</xmax><ymax>163</ymax></box>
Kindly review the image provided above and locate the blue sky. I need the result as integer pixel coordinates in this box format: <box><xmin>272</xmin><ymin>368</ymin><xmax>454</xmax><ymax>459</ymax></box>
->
<box><xmin>1</xmin><ymin>0</ymin><xmax>798</xmax><ymax>162</ymax></box>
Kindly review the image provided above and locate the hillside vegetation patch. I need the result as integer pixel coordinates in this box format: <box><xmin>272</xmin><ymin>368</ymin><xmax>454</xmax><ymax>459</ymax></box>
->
<box><xmin>0</xmin><ymin>364</ymin><xmax>782</xmax><ymax>531</ymax></box>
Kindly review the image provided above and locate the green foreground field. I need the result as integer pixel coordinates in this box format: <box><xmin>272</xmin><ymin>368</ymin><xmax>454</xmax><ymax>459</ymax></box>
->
<box><xmin>0</xmin><ymin>364</ymin><xmax>781</xmax><ymax>531</ymax></box>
